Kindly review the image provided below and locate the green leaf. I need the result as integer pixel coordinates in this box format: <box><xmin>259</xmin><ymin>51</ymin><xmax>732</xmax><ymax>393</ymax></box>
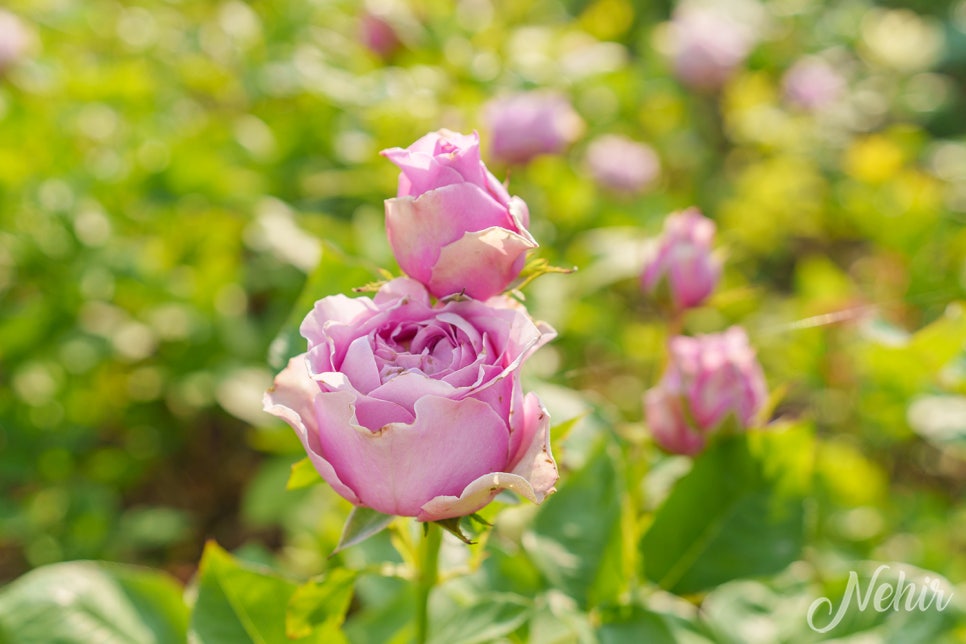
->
<box><xmin>189</xmin><ymin>541</ymin><xmax>354</xmax><ymax>643</ymax></box>
<box><xmin>333</xmin><ymin>506</ymin><xmax>396</xmax><ymax>554</ymax></box>
<box><xmin>598</xmin><ymin>606</ymin><xmax>712</xmax><ymax>644</ymax></box>
<box><xmin>0</xmin><ymin>561</ymin><xmax>187</xmax><ymax>644</ymax></box>
<box><xmin>526</xmin><ymin>439</ymin><xmax>625</xmax><ymax>608</ymax></box>
<box><xmin>286</xmin><ymin>569</ymin><xmax>356</xmax><ymax>641</ymax></box>
<box><xmin>286</xmin><ymin>456</ymin><xmax>322</xmax><ymax>490</ymax></box>
<box><xmin>640</xmin><ymin>423</ymin><xmax>814</xmax><ymax>595</ymax></box>
<box><xmin>428</xmin><ymin>594</ymin><xmax>531</xmax><ymax>644</ymax></box>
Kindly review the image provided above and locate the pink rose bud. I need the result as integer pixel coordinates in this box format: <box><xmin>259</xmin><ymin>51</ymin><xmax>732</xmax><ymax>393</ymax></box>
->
<box><xmin>484</xmin><ymin>91</ymin><xmax>584</xmax><ymax>165</ymax></box>
<box><xmin>264</xmin><ymin>278</ymin><xmax>558</xmax><ymax>521</ymax></box>
<box><xmin>668</xmin><ymin>6</ymin><xmax>755</xmax><ymax>92</ymax></box>
<box><xmin>359</xmin><ymin>11</ymin><xmax>401</xmax><ymax>59</ymax></box>
<box><xmin>382</xmin><ymin>129</ymin><xmax>537</xmax><ymax>300</ymax></box>
<box><xmin>0</xmin><ymin>10</ymin><xmax>30</xmax><ymax>74</ymax></box>
<box><xmin>645</xmin><ymin>327</ymin><xmax>767</xmax><ymax>455</ymax></box>
<box><xmin>782</xmin><ymin>57</ymin><xmax>845</xmax><ymax>111</ymax></box>
<box><xmin>640</xmin><ymin>208</ymin><xmax>721</xmax><ymax>310</ymax></box>
<box><xmin>585</xmin><ymin>134</ymin><xmax>661</xmax><ymax>194</ymax></box>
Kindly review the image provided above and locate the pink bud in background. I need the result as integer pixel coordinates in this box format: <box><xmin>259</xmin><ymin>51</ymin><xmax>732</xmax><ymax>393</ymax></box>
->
<box><xmin>382</xmin><ymin>129</ymin><xmax>537</xmax><ymax>300</ymax></box>
<box><xmin>359</xmin><ymin>11</ymin><xmax>401</xmax><ymax>59</ymax></box>
<box><xmin>0</xmin><ymin>10</ymin><xmax>30</xmax><ymax>74</ymax></box>
<box><xmin>645</xmin><ymin>327</ymin><xmax>767</xmax><ymax>455</ymax></box>
<box><xmin>782</xmin><ymin>57</ymin><xmax>845</xmax><ymax>111</ymax></box>
<box><xmin>484</xmin><ymin>91</ymin><xmax>584</xmax><ymax>165</ymax></box>
<box><xmin>640</xmin><ymin>208</ymin><xmax>720</xmax><ymax>310</ymax></box>
<box><xmin>585</xmin><ymin>134</ymin><xmax>661</xmax><ymax>195</ymax></box>
<box><xmin>668</xmin><ymin>5</ymin><xmax>756</xmax><ymax>92</ymax></box>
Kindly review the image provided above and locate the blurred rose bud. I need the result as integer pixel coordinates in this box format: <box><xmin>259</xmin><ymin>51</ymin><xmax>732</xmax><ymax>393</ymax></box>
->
<box><xmin>585</xmin><ymin>134</ymin><xmax>661</xmax><ymax>194</ymax></box>
<box><xmin>640</xmin><ymin>208</ymin><xmax>720</xmax><ymax>310</ymax></box>
<box><xmin>484</xmin><ymin>91</ymin><xmax>584</xmax><ymax>165</ymax></box>
<box><xmin>0</xmin><ymin>10</ymin><xmax>30</xmax><ymax>74</ymax></box>
<box><xmin>382</xmin><ymin>129</ymin><xmax>537</xmax><ymax>300</ymax></box>
<box><xmin>667</xmin><ymin>5</ymin><xmax>756</xmax><ymax>91</ymax></box>
<box><xmin>264</xmin><ymin>278</ymin><xmax>558</xmax><ymax>520</ymax></box>
<box><xmin>782</xmin><ymin>57</ymin><xmax>845</xmax><ymax>111</ymax></box>
<box><xmin>645</xmin><ymin>327</ymin><xmax>768</xmax><ymax>455</ymax></box>
<box><xmin>359</xmin><ymin>11</ymin><xmax>401</xmax><ymax>59</ymax></box>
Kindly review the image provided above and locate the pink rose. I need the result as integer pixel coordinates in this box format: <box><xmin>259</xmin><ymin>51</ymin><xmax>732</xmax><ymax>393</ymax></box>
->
<box><xmin>484</xmin><ymin>92</ymin><xmax>584</xmax><ymax>165</ymax></box>
<box><xmin>645</xmin><ymin>327</ymin><xmax>768</xmax><ymax>455</ymax></box>
<box><xmin>668</xmin><ymin>6</ymin><xmax>756</xmax><ymax>92</ymax></box>
<box><xmin>264</xmin><ymin>278</ymin><xmax>558</xmax><ymax>521</ymax></box>
<box><xmin>585</xmin><ymin>134</ymin><xmax>661</xmax><ymax>194</ymax></box>
<box><xmin>640</xmin><ymin>208</ymin><xmax>720</xmax><ymax>310</ymax></box>
<box><xmin>382</xmin><ymin>130</ymin><xmax>537</xmax><ymax>301</ymax></box>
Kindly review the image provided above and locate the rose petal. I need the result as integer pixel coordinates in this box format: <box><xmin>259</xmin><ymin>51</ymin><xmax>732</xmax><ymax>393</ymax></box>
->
<box><xmin>428</xmin><ymin>226</ymin><xmax>537</xmax><ymax>300</ymax></box>
<box><xmin>417</xmin><ymin>392</ymin><xmax>557</xmax><ymax>521</ymax></box>
<box><xmin>385</xmin><ymin>184</ymin><xmax>516</xmax><ymax>284</ymax></box>
<box><xmin>316</xmin><ymin>394</ymin><xmax>510</xmax><ymax>517</ymax></box>
<box><xmin>263</xmin><ymin>356</ymin><xmax>360</xmax><ymax>504</ymax></box>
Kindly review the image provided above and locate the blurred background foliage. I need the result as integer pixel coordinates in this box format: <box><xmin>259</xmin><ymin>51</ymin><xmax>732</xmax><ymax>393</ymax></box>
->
<box><xmin>1</xmin><ymin>0</ymin><xmax>965</xmax><ymax>632</ymax></box>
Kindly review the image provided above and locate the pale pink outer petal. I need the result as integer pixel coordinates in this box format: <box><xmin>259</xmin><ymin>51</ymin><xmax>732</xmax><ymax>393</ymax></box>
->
<box><xmin>417</xmin><ymin>392</ymin><xmax>557</xmax><ymax>521</ymax></box>
<box><xmin>263</xmin><ymin>356</ymin><xmax>361</xmax><ymax>504</ymax></box>
<box><xmin>385</xmin><ymin>184</ymin><xmax>513</xmax><ymax>284</ymax></box>
<box><xmin>428</xmin><ymin>226</ymin><xmax>537</xmax><ymax>300</ymax></box>
<box><xmin>645</xmin><ymin>386</ymin><xmax>705</xmax><ymax>456</ymax></box>
<box><xmin>315</xmin><ymin>393</ymin><xmax>510</xmax><ymax>517</ymax></box>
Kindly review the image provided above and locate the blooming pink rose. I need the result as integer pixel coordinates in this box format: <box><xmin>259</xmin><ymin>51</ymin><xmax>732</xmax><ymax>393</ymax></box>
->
<box><xmin>264</xmin><ymin>278</ymin><xmax>558</xmax><ymax>521</ymax></box>
<box><xmin>585</xmin><ymin>134</ymin><xmax>661</xmax><ymax>194</ymax></box>
<box><xmin>382</xmin><ymin>130</ymin><xmax>537</xmax><ymax>301</ymax></box>
<box><xmin>668</xmin><ymin>6</ymin><xmax>756</xmax><ymax>92</ymax></box>
<box><xmin>645</xmin><ymin>327</ymin><xmax>767</xmax><ymax>455</ymax></box>
<box><xmin>640</xmin><ymin>208</ymin><xmax>720</xmax><ymax>310</ymax></box>
<box><xmin>484</xmin><ymin>92</ymin><xmax>584</xmax><ymax>165</ymax></box>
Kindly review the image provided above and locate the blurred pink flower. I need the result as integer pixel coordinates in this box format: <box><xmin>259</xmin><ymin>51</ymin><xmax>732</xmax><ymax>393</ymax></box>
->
<box><xmin>782</xmin><ymin>57</ymin><xmax>845</xmax><ymax>111</ymax></box>
<box><xmin>484</xmin><ymin>91</ymin><xmax>584</xmax><ymax>165</ymax></box>
<box><xmin>264</xmin><ymin>278</ymin><xmax>558</xmax><ymax>521</ymax></box>
<box><xmin>382</xmin><ymin>129</ymin><xmax>537</xmax><ymax>300</ymax></box>
<box><xmin>359</xmin><ymin>11</ymin><xmax>401</xmax><ymax>59</ymax></box>
<box><xmin>585</xmin><ymin>134</ymin><xmax>661</xmax><ymax>194</ymax></box>
<box><xmin>0</xmin><ymin>10</ymin><xmax>30</xmax><ymax>73</ymax></box>
<box><xmin>668</xmin><ymin>5</ymin><xmax>756</xmax><ymax>92</ymax></box>
<box><xmin>640</xmin><ymin>208</ymin><xmax>720</xmax><ymax>310</ymax></box>
<box><xmin>645</xmin><ymin>327</ymin><xmax>768</xmax><ymax>455</ymax></box>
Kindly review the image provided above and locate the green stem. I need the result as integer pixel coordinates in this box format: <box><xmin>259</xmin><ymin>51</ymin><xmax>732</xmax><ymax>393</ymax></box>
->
<box><xmin>415</xmin><ymin>522</ymin><xmax>442</xmax><ymax>644</ymax></box>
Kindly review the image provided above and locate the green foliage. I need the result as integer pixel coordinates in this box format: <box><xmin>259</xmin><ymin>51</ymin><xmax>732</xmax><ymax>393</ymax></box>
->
<box><xmin>189</xmin><ymin>541</ymin><xmax>354</xmax><ymax>643</ymax></box>
<box><xmin>0</xmin><ymin>561</ymin><xmax>187</xmax><ymax>644</ymax></box>
<box><xmin>641</xmin><ymin>423</ymin><xmax>814</xmax><ymax>594</ymax></box>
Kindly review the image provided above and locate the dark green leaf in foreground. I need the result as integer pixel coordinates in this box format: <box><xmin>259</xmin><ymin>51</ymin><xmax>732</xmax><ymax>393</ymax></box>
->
<box><xmin>0</xmin><ymin>561</ymin><xmax>188</xmax><ymax>644</ymax></box>
<box><xmin>526</xmin><ymin>439</ymin><xmax>625</xmax><ymax>608</ymax></box>
<box><xmin>640</xmin><ymin>422</ymin><xmax>814</xmax><ymax>595</ymax></box>
<box><xmin>286</xmin><ymin>569</ymin><xmax>356</xmax><ymax>641</ymax></box>
<box><xmin>428</xmin><ymin>594</ymin><xmax>531</xmax><ymax>644</ymax></box>
<box><xmin>189</xmin><ymin>541</ymin><xmax>355</xmax><ymax>643</ymax></box>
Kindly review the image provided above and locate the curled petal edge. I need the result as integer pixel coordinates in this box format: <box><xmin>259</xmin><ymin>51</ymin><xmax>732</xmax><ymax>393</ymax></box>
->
<box><xmin>263</xmin><ymin>356</ymin><xmax>361</xmax><ymax>505</ymax></box>
<box><xmin>416</xmin><ymin>392</ymin><xmax>557</xmax><ymax>522</ymax></box>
